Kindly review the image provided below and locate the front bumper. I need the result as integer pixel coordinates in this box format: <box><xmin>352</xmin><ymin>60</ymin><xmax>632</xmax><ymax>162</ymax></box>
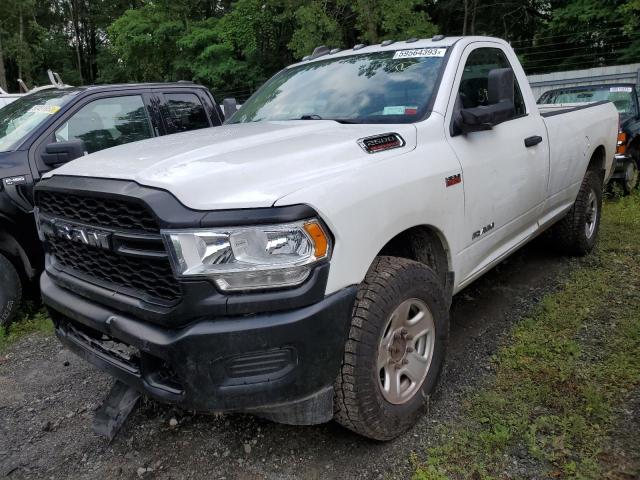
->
<box><xmin>42</xmin><ymin>272</ymin><xmax>356</xmax><ymax>424</ymax></box>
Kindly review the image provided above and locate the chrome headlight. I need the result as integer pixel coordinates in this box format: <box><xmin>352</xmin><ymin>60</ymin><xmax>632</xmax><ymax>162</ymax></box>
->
<box><xmin>162</xmin><ymin>219</ymin><xmax>331</xmax><ymax>292</ymax></box>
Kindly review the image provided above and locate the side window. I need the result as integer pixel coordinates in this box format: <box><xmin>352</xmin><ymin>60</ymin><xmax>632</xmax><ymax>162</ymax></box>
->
<box><xmin>55</xmin><ymin>95</ymin><xmax>152</xmax><ymax>154</ymax></box>
<box><xmin>163</xmin><ymin>93</ymin><xmax>210</xmax><ymax>132</ymax></box>
<box><xmin>458</xmin><ymin>47</ymin><xmax>526</xmax><ymax>116</ymax></box>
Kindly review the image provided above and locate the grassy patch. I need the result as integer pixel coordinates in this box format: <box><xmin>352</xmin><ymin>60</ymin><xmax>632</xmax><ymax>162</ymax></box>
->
<box><xmin>414</xmin><ymin>191</ymin><xmax>640</xmax><ymax>480</ymax></box>
<box><xmin>0</xmin><ymin>303</ymin><xmax>53</xmax><ymax>352</ymax></box>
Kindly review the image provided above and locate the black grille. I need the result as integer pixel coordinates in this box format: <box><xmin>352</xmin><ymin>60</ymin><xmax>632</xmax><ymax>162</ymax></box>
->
<box><xmin>49</xmin><ymin>237</ymin><xmax>181</xmax><ymax>303</ymax></box>
<box><xmin>37</xmin><ymin>191</ymin><xmax>158</xmax><ymax>233</ymax></box>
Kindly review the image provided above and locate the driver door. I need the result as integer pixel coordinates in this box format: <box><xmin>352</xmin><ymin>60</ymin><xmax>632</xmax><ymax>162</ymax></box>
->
<box><xmin>30</xmin><ymin>92</ymin><xmax>156</xmax><ymax>178</ymax></box>
<box><xmin>445</xmin><ymin>44</ymin><xmax>549</xmax><ymax>284</ymax></box>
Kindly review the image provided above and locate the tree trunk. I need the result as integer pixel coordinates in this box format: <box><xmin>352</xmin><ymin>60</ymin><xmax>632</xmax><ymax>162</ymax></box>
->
<box><xmin>462</xmin><ymin>0</ymin><xmax>469</xmax><ymax>36</ymax></box>
<box><xmin>71</xmin><ymin>0</ymin><xmax>83</xmax><ymax>83</ymax></box>
<box><xmin>359</xmin><ymin>0</ymin><xmax>378</xmax><ymax>44</ymax></box>
<box><xmin>18</xmin><ymin>7</ymin><xmax>23</xmax><ymax>80</ymax></box>
<box><xmin>470</xmin><ymin>0</ymin><xmax>477</xmax><ymax>35</ymax></box>
<box><xmin>0</xmin><ymin>33</ymin><xmax>6</xmax><ymax>92</ymax></box>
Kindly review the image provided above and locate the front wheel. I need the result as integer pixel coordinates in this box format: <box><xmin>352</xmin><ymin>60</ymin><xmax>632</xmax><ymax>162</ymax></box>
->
<box><xmin>334</xmin><ymin>256</ymin><xmax>449</xmax><ymax>440</ymax></box>
<box><xmin>622</xmin><ymin>160</ymin><xmax>639</xmax><ymax>195</ymax></box>
<box><xmin>0</xmin><ymin>253</ymin><xmax>22</xmax><ymax>328</ymax></box>
<box><xmin>551</xmin><ymin>170</ymin><xmax>603</xmax><ymax>256</ymax></box>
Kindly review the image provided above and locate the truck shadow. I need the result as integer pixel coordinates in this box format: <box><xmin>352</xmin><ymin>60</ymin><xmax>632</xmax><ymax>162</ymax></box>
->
<box><xmin>0</xmin><ymin>237</ymin><xmax>574</xmax><ymax>480</ymax></box>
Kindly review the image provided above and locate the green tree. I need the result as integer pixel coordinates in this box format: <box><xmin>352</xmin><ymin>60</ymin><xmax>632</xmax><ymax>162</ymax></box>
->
<box><xmin>176</xmin><ymin>17</ymin><xmax>261</xmax><ymax>96</ymax></box>
<box><xmin>520</xmin><ymin>0</ymin><xmax>636</xmax><ymax>72</ymax></box>
<box><xmin>288</xmin><ymin>1</ymin><xmax>344</xmax><ymax>59</ymax></box>
<box><xmin>619</xmin><ymin>0</ymin><xmax>640</xmax><ymax>61</ymax></box>
<box><xmin>106</xmin><ymin>5</ymin><xmax>185</xmax><ymax>81</ymax></box>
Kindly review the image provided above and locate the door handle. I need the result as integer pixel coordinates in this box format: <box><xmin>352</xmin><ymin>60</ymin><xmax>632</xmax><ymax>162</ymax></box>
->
<box><xmin>524</xmin><ymin>135</ymin><xmax>543</xmax><ymax>147</ymax></box>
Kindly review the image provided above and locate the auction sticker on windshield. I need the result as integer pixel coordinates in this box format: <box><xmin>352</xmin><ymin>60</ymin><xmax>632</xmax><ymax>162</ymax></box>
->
<box><xmin>393</xmin><ymin>48</ymin><xmax>447</xmax><ymax>59</ymax></box>
<box><xmin>28</xmin><ymin>105</ymin><xmax>61</xmax><ymax>115</ymax></box>
<box><xmin>610</xmin><ymin>87</ymin><xmax>633</xmax><ymax>93</ymax></box>
<box><xmin>383</xmin><ymin>106</ymin><xmax>418</xmax><ymax>115</ymax></box>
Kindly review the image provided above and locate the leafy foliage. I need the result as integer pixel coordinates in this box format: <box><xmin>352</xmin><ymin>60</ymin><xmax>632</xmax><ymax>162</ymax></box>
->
<box><xmin>0</xmin><ymin>1</ymin><xmax>639</xmax><ymax>98</ymax></box>
<box><xmin>413</xmin><ymin>191</ymin><xmax>640</xmax><ymax>479</ymax></box>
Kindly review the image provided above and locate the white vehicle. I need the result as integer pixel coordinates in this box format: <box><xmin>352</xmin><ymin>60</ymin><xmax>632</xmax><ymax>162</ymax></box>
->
<box><xmin>0</xmin><ymin>71</ymin><xmax>69</xmax><ymax>109</ymax></box>
<box><xmin>35</xmin><ymin>36</ymin><xmax>617</xmax><ymax>440</ymax></box>
<box><xmin>0</xmin><ymin>87</ymin><xmax>22</xmax><ymax>109</ymax></box>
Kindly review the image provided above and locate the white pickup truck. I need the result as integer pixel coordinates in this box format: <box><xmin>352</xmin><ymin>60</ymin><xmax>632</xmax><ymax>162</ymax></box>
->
<box><xmin>34</xmin><ymin>36</ymin><xmax>617</xmax><ymax>440</ymax></box>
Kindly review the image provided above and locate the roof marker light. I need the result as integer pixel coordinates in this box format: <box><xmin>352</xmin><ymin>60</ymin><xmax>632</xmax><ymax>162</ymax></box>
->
<box><xmin>381</xmin><ymin>39</ymin><xmax>395</xmax><ymax>47</ymax></box>
<box><xmin>353</xmin><ymin>44</ymin><xmax>367</xmax><ymax>50</ymax></box>
<box><xmin>311</xmin><ymin>46</ymin><xmax>330</xmax><ymax>58</ymax></box>
<box><xmin>432</xmin><ymin>34</ymin><xmax>446</xmax><ymax>41</ymax></box>
<box><xmin>406</xmin><ymin>37</ymin><xmax>419</xmax><ymax>43</ymax></box>
<box><xmin>329</xmin><ymin>48</ymin><xmax>342</xmax><ymax>54</ymax></box>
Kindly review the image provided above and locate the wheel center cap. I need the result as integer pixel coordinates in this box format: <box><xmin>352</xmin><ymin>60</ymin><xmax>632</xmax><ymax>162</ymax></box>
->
<box><xmin>389</xmin><ymin>329</ymin><xmax>412</xmax><ymax>363</ymax></box>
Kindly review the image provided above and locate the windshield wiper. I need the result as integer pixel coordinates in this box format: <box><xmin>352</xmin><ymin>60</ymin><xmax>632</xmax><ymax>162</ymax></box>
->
<box><xmin>297</xmin><ymin>115</ymin><xmax>361</xmax><ymax>124</ymax></box>
<box><xmin>299</xmin><ymin>114</ymin><xmax>323</xmax><ymax>120</ymax></box>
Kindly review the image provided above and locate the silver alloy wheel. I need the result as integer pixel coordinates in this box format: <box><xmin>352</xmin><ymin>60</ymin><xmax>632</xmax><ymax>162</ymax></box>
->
<box><xmin>377</xmin><ymin>298</ymin><xmax>435</xmax><ymax>404</ymax></box>
<box><xmin>585</xmin><ymin>189</ymin><xmax>598</xmax><ymax>239</ymax></box>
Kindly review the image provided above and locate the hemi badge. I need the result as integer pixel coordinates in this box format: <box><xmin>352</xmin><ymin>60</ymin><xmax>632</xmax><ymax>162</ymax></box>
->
<box><xmin>445</xmin><ymin>173</ymin><xmax>462</xmax><ymax>187</ymax></box>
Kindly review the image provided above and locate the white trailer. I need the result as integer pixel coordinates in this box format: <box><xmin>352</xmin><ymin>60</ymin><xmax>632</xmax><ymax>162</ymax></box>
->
<box><xmin>528</xmin><ymin>63</ymin><xmax>640</xmax><ymax>100</ymax></box>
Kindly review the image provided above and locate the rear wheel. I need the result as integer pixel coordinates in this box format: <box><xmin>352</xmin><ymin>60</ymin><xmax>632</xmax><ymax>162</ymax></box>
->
<box><xmin>551</xmin><ymin>170</ymin><xmax>602</xmax><ymax>256</ymax></box>
<box><xmin>334</xmin><ymin>256</ymin><xmax>449</xmax><ymax>440</ymax></box>
<box><xmin>0</xmin><ymin>253</ymin><xmax>22</xmax><ymax>328</ymax></box>
<box><xmin>622</xmin><ymin>160</ymin><xmax>639</xmax><ymax>195</ymax></box>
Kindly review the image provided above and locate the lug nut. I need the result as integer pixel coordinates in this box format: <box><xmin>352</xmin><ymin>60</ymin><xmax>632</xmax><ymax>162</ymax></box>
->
<box><xmin>400</xmin><ymin>328</ymin><xmax>408</xmax><ymax>336</ymax></box>
<box><xmin>402</xmin><ymin>358</ymin><xmax>409</xmax><ymax>364</ymax></box>
<box><xmin>406</xmin><ymin>346</ymin><xmax>414</xmax><ymax>353</ymax></box>
<box><xmin>406</xmin><ymin>335</ymin><xmax>414</xmax><ymax>341</ymax></box>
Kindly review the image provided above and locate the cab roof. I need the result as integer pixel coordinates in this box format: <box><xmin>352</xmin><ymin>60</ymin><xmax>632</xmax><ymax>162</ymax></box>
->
<box><xmin>34</xmin><ymin>82</ymin><xmax>207</xmax><ymax>95</ymax></box>
<box><xmin>289</xmin><ymin>36</ymin><xmax>509</xmax><ymax>68</ymax></box>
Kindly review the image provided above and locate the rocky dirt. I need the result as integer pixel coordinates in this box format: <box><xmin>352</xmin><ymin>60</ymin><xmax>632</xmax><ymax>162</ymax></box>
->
<box><xmin>0</xmin><ymin>239</ymin><xmax>573</xmax><ymax>480</ymax></box>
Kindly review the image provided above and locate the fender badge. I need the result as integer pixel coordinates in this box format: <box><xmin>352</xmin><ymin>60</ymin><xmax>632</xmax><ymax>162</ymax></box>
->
<box><xmin>472</xmin><ymin>222</ymin><xmax>495</xmax><ymax>241</ymax></box>
<box><xmin>358</xmin><ymin>133</ymin><xmax>405</xmax><ymax>154</ymax></box>
<box><xmin>445</xmin><ymin>173</ymin><xmax>462</xmax><ymax>187</ymax></box>
<box><xmin>3</xmin><ymin>176</ymin><xmax>27</xmax><ymax>186</ymax></box>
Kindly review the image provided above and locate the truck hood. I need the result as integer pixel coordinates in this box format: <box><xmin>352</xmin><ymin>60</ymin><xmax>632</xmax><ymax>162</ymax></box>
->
<box><xmin>46</xmin><ymin>121</ymin><xmax>417</xmax><ymax>210</ymax></box>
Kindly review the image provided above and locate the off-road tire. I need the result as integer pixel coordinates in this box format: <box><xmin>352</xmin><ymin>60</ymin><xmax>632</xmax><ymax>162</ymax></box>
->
<box><xmin>0</xmin><ymin>253</ymin><xmax>21</xmax><ymax>328</ymax></box>
<box><xmin>334</xmin><ymin>256</ymin><xmax>449</xmax><ymax>441</ymax></box>
<box><xmin>621</xmin><ymin>159</ymin><xmax>639</xmax><ymax>195</ymax></box>
<box><xmin>551</xmin><ymin>170</ymin><xmax>602</xmax><ymax>256</ymax></box>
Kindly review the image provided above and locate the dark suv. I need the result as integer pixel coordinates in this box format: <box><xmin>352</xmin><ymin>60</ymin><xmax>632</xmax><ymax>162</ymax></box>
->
<box><xmin>0</xmin><ymin>83</ymin><xmax>224</xmax><ymax>325</ymax></box>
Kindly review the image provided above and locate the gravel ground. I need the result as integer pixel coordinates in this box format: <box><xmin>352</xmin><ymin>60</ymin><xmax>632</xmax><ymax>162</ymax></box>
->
<box><xmin>0</xmin><ymin>240</ymin><xmax>572</xmax><ymax>480</ymax></box>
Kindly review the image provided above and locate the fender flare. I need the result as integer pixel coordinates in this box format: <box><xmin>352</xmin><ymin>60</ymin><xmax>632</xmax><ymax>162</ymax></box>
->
<box><xmin>0</xmin><ymin>215</ymin><xmax>37</xmax><ymax>279</ymax></box>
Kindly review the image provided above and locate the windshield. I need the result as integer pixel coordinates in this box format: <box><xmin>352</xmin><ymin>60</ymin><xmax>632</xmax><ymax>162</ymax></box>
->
<box><xmin>538</xmin><ymin>85</ymin><xmax>637</xmax><ymax>116</ymax></box>
<box><xmin>230</xmin><ymin>49</ymin><xmax>448</xmax><ymax>124</ymax></box>
<box><xmin>0</xmin><ymin>89</ymin><xmax>78</xmax><ymax>152</ymax></box>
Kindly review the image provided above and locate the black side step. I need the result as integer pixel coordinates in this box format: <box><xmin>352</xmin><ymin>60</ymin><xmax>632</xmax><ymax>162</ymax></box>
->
<box><xmin>92</xmin><ymin>380</ymin><xmax>141</xmax><ymax>442</ymax></box>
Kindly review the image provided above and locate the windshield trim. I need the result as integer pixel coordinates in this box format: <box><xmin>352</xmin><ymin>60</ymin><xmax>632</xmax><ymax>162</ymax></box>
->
<box><xmin>227</xmin><ymin>44</ymin><xmax>456</xmax><ymax>126</ymax></box>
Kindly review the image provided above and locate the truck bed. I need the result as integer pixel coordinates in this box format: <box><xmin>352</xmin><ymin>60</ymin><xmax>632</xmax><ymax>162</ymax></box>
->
<box><xmin>538</xmin><ymin>100</ymin><xmax>610</xmax><ymax>117</ymax></box>
<box><xmin>540</xmin><ymin>100</ymin><xmax>618</xmax><ymax>212</ymax></box>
